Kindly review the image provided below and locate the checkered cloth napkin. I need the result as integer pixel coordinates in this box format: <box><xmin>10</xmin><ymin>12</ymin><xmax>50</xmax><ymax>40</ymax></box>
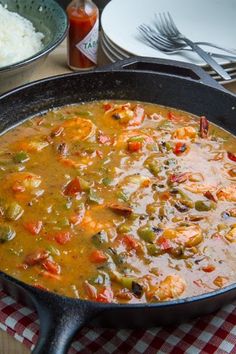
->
<box><xmin>1</xmin><ymin>285</ymin><xmax>236</xmax><ymax>354</ymax></box>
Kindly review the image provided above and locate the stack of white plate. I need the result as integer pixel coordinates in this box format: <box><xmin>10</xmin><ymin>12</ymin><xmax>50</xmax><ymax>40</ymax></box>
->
<box><xmin>101</xmin><ymin>0</ymin><xmax>236</xmax><ymax>84</ymax></box>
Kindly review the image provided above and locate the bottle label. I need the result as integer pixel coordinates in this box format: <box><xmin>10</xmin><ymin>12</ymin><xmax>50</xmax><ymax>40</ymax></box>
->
<box><xmin>76</xmin><ymin>18</ymin><xmax>99</xmax><ymax>64</ymax></box>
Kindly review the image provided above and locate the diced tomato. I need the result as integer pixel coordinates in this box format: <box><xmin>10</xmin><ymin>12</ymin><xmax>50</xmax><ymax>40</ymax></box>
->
<box><xmin>157</xmin><ymin>237</ymin><xmax>172</xmax><ymax>251</ymax></box>
<box><xmin>54</xmin><ymin>231</ymin><xmax>71</xmax><ymax>245</ymax></box>
<box><xmin>97</xmin><ymin>131</ymin><xmax>111</xmax><ymax>145</ymax></box>
<box><xmin>90</xmin><ymin>250</ymin><xmax>107</xmax><ymax>263</ymax></box>
<box><xmin>167</xmin><ymin>111</ymin><xmax>180</xmax><ymax>122</ymax></box>
<box><xmin>204</xmin><ymin>191</ymin><xmax>217</xmax><ymax>203</ymax></box>
<box><xmin>42</xmin><ymin>259</ymin><xmax>61</xmax><ymax>275</ymax></box>
<box><xmin>24</xmin><ymin>221</ymin><xmax>43</xmax><ymax>235</ymax></box>
<box><xmin>103</xmin><ymin>103</ymin><xmax>112</xmax><ymax>111</ymax></box>
<box><xmin>141</xmin><ymin>179</ymin><xmax>151</xmax><ymax>188</ymax></box>
<box><xmin>159</xmin><ymin>192</ymin><xmax>170</xmax><ymax>201</ymax></box>
<box><xmin>108</xmin><ymin>203</ymin><xmax>132</xmax><ymax>216</ymax></box>
<box><xmin>64</xmin><ymin>178</ymin><xmax>81</xmax><ymax>196</ymax></box>
<box><xmin>122</xmin><ymin>235</ymin><xmax>140</xmax><ymax>251</ymax></box>
<box><xmin>96</xmin><ymin>287</ymin><xmax>113</xmax><ymax>303</ymax></box>
<box><xmin>128</xmin><ymin>105</ymin><xmax>145</xmax><ymax>126</ymax></box>
<box><xmin>173</xmin><ymin>142</ymin><xmax>188</xmax><ymax>155</ymax></box>
<box><xmin>202</xmin><ymin>265</ymin><xmax>215</xmax><ymax>273</ymax></box>
<box><xmin>227</xmin><ymin>152</ymin><xmax>236</xmax><ymax>162</ymax></box>
<box><xmin>12</xmin><ymin>182</ymin><xmax>25</xmax><ymax>193</ymax></box>
<box><xmin>128</xmin><ymin>141</ymin><xmax>142</xmax><ymax>152</ymax></box>
<box><xmin>24</xmin><ymin>249</ymin><xmax>49</xmax><ymax>266</ymax></box>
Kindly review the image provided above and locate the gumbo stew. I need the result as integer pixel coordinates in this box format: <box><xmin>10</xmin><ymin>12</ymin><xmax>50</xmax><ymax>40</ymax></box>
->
<box><xmin>0</xmin><ymin>100</ymin><xmax>236</xmax><ymax>304</ymax></box>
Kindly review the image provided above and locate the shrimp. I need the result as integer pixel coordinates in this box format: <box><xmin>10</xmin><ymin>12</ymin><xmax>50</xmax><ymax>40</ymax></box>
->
<box><xmin>217</xmin><ymin>185</ymin><xmax>236</xmax><ymax>202</ymax></box>
<box><xmin>58</xmin><ymin>156</ymin><xmax>93</xmax><ymax>169</ymax></box>
<box><xmin>147</xmin><ymin>275</ymin><xmax>186</xmax><ymax>301</ymax></box>
<box><xmin>116</xmin><ymin>130</ymin><xmax>153</xmax><ymax>149</ymax></box>
<box><xmin>14</xmin><ymin>138</ymin><xmax>49</xmax><ymax>152</ymax></box>
<box><xmin>184</xmin><ymin>183</ymin><xmax>216</xmax><ymax>194</ymax></box>
<box><xmin>4</xmin><ymin>172</ymin><xmax>42</xmax><ymax>193</ymax></box>
<box><xmin>104</xmin><ymin>102</ymin><xmax>134</xmax><ymax>121</ymax></box>
<box><xmin>79</xmin><ymin>208</ymin><xmax>111</xmax><ymax>235</ymax></box>
<box><xmin>172</xmin><ymin>126</ymin><xmax>197</xmax><ymax>140</ymax></box>
<box><xmin>163</xmin><ymin>225</ymin><xmax>203</xmax><ymax>247</ymax></box>
<box><xmin>226</xmin><ymin>208</ymin><xmax>236</xmax><ymax>217</ymax></box>
<box><xmin>60</xmin><ymin>117</ymin><xmax>96</xmax><ymax>142</ymax></box>
<box><xmin>104</xmin><ymin>103</ymin><xmax>146</xmax><ymax>127</ymax></box>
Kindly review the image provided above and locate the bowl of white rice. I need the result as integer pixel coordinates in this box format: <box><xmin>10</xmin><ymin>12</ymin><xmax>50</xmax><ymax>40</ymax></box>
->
<box><xmin>0</xmin><ymin>0</ymin><xmax>68</xmax><ymax>94</ymax></box>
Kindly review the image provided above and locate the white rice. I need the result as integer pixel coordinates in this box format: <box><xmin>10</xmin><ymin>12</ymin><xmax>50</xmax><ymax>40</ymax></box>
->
<box><xmin>0</xmin><ymin>4</ymin><xmax>44</xmax><ymax>68</ymax></box>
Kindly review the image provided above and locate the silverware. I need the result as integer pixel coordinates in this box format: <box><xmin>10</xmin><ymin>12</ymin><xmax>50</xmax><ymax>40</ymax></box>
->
<box><xmin>139</xmin><ymin>12</ymin><xmax>231</xmax><ymax>81</ymax></box>
<box><xmin>138</xmin><ymin>24</ymin><xmax>236</xmax><ymax>62</ymax></box>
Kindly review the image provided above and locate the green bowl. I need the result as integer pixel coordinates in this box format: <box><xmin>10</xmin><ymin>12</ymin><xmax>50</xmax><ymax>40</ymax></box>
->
<box><xmin>0</xmin><ymin>0</ymin><xmax>68</xmax><ymax>94</ymax></box>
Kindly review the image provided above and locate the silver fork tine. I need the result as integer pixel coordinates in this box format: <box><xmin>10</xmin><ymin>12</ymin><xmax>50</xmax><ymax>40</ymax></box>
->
<box><xmin>138</xmin><ymin>27</ymin><xmax>172</xmax><ymax>51</ymax></box>
<box><xmin>162</xmin><ymin>13</ymin><xmax>171</xmax><ymax>35</ymax></box>
<box><xmin>139</xmin><ymin>24</ymin><xmax>174</xmax><ymax>49</ymax></box>
<box><xmin>152</xmin><ymin>33</ymin><xmax>178</xmax><ymax>48</ymax></box>
<box><xmin>166</xmin><ymin>12</ymin><xmax>180</xmax><ymax>36</ymax></box>
<box><xmin>138</xmin><ymin>26</ymin><xmax>164</xmax><ymax>49</ymax></box>
<box><xmin>155</xmin><ymin>13</ymin><xmax>165</xmax><ymax>35</ymax></box>
<box><xmin>160</xmin><ymin>13</ymin><xmax>170</xmax><ymax>36</ymax></box>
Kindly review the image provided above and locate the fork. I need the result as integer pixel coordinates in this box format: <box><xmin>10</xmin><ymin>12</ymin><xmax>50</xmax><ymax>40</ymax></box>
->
<box><xmin>152</xmin><ymin>12</ymin><xmax>231</xmax><ymax>81</ymax></box>
<box><xmin>138</xmin><ymin>24</ymin><xmax>236</xmax><ymax>62</ymax></box>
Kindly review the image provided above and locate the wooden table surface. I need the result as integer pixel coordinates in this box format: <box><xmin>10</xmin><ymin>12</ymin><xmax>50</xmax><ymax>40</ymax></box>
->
<box><xmin>1</xmin><ymin>40</ymin><xmax>236</xmax><ymax>354</ymax></box>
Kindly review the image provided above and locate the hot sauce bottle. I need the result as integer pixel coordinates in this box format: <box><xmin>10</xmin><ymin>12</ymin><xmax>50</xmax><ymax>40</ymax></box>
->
<box><xmin>67</xmin><ymin>0</ymin><xmax>99</xmax><ymax>70</ymax></box>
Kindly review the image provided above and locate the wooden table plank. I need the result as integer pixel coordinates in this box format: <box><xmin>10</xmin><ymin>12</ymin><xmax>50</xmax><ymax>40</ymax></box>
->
<box><xmin>0</xmin><ymin>333</ymin><xmax>30</xmax><ymax>354</ymax></box>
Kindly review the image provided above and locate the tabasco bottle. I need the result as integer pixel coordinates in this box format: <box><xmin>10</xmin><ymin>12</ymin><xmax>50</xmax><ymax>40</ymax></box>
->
<box><xmin>67</xmin><ymin>0</ymin><xmax>99</xmax><ymax>70</ymax></box>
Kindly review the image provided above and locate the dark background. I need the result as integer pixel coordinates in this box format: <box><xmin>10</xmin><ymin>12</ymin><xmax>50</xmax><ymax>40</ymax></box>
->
<box><xmin>56</xmin><ymin>0</ymin><xmax>110</xmax><ymax>13</ymax></box>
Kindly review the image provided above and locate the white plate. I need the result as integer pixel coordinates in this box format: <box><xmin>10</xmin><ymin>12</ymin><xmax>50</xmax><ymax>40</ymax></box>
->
<box><xmin>102</xmin><ymin>32</ymin><xmax>129</xmax><ymax>58</ymax></box>
<box><xmin>100</xmin><ymin>33</ymin><xmax>130</xmax><ymax>60</ymax></box>
<box><xmin>101</xmin><ymin>0</ymin><xmax>236</xmax><ymax>67</ymax></box>
<box><xmin>101</xmin><ymin>39</ymin><xmax>117</xmax><ymax>63</ymax></box>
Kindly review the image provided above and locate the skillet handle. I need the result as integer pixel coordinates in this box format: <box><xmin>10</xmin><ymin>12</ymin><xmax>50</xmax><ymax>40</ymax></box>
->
<box><xmin>100</xmin><ymin>56</ymin><xmax>227</xmax><ymax>92</ymax></box>
<box><xmin>30</xmin><ymin>290</ymin><xmax>102</xmax><ymax>354</ymax></box>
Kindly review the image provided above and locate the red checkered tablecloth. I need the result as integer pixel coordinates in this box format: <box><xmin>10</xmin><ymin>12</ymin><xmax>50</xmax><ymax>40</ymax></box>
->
<box><xmin>1</xmin><ymin>285</ymin><xmax>236</xmax><ymax>353</ymax></box>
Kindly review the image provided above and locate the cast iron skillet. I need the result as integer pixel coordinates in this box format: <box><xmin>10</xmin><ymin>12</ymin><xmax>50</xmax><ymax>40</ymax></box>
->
<box><xmin>1</xmin><ymin>57</ymin><xmax>236</xmax><ymax>354</ymax></box>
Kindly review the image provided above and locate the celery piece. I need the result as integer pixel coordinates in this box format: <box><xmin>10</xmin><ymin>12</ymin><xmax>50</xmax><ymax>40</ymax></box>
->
<box><xmin>88</xmin><ymin>189</ymin><xmax>103</xmax><ymax>204</ymax></box>
<box><xmin>102</xmin><ymin>177</ymin><xmax>113</xmax><ymax>186</ymax></box>
<box><xmin>13</xmin><ymin>151</ymin><xmax>29</xmax><ymax>163</ymax></box>
<box><xmin>195</xmin><ymin>200</ymin><xmax>215</xmax><ymax>212</ymax></box>
<box><xmin>138</xmin><ymin>225</ymin><xmax>156</xmax><ymax>243</ymax></box>
<box><xmin>91</xmin><ymin>231</ymin><xmax>108</xmax><ymax>247</ymax></box>
<box><xmin>47</xmin><ymin>245</ymin><xmax>61</xmax><ymax>256</ymax></box>
<box><xmin>0</xmin><ymin>225</ymin><xmax>16</xmax><ymax>243</ymax></box>
<box><xmin>5</xmin><ymin>202</ymin><xmax>24</xmax><ymax>220</ymax></box>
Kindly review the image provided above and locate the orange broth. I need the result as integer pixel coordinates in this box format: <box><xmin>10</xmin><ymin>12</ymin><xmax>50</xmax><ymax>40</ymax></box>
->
<box><xmin>0</xmin><ymin>100</ymin><xmax>236</xmax><ymax>303</ymax></box>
